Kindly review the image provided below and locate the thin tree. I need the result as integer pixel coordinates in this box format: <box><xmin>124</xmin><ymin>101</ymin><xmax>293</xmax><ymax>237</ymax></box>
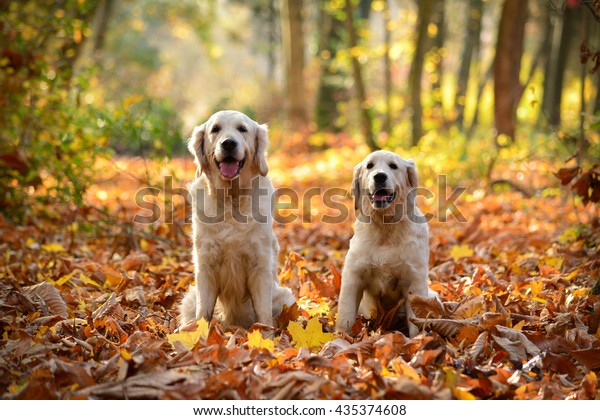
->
<box><xmin>430</xmin><ymin>0</ymin><xmax>445</xmax><ymax>113</ymax></box>
<box><xmin>343</xmin><ymin>0</ymin><xmax>378</xmax><ymax>151</ymax></box>
<box><xmin>493</xmin><ymin>0</ymin><xmax>528</xmax><ymax>142</ymax></box>
<box><xmin>315</xmin><ymin>0</ymin><xmax>346</xmax><ymax>133</ymax></box>
<box><xmin>280</xmin><ymin>0</ymin><xmax>308</xmax><ymax>131</ymax></box>
<box><xmin>454</xmin><ymin>0</ymin><xmax>483</xmax><ymax>130</ymax></box>
<box><xmin>382</xmin><ymin>0</ymin><xmax>392</xmax><ymax>136</ymax></box>
<box><xmin>547</xmin><ymin>5</ymin><xmax>581</xmax><ymax>127</ymax></box>
<box><xmin>408</xmin><ymin>0</ymin><xmax>434</xmax><ymax>147</ymax></box>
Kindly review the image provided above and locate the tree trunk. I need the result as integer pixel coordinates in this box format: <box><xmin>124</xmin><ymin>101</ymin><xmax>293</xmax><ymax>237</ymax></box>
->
<box><xmin>409</xmin><ymin>0</ymin><xmax>434</xmax><ymax>147</ymax></box>
<box><xmin>92</xmin><ymin>0</ymin><xmax>115</xmax><ymax>55</ymax></box>
<box><xmin>315</xmin><ymin>1</ymin><xmax>346</xmax><ymax>132</ymax></box>
<box><xmin>493</xmin><ymin>0</ymin><xmax>528</xmax><ymax>142</ymax></box>
<box><xmin>430</xmin><ymin>0</ymin><xmax>445</xmax><ymax>113</ymax></box>
<box><xmin>455</xmin><ymin>0</ymin><xmax>483</xmax><ymax>129</ymax></box>
<box><xmin>382</xmin><ymin>0</ymin><xmax>392</xmax><ymax>136</ymax></box>
<box><xmin>466</xmin><ymin>59</ymin><xmax>493</xmax><ymax>139</ymax></box>
<box><xmin>547</xmin><ymin>5</ymin><xmax>580</xmax><ymax>127</ymax></box>
<box><xmin>343</xmin><ymin>0</ymin><xmax>378</xmax><ymax>151</ymax></box>
<box><xmin>280</xmin><ymin>0</ymin><xmax>308</xmax><ymax>131</ymax></box>
<box><xmin>540</xmin><ymin>5</ymin><xmax>560</xmax><ymax>125</ymax></box>
<box><xmin>578</xmin><ymin>9</ymin><xmax>591</xmax><ymax>166</ymax></box>
<box><xmin>266</xmin><ymin>0</ymin><xmax>278</xmax><ymax>85</ymax></box>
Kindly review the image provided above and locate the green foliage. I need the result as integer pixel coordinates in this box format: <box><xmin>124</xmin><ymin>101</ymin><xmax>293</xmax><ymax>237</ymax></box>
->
<box><xmin>0</xmin><ymin>0</ymin><xmax>109</xmax><ymax>220</ymax></box>
<box><xmin>0</xmin><ymin>0</ymin><xmax>186</xmax><ymax>221</ymax></box>
<box><xmin>103</xmin><ymin>95</ymin><xmax>183</xmax><ymax>157</ymax></box>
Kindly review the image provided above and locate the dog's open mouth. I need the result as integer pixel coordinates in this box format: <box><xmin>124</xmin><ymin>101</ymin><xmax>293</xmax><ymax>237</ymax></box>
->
<box><xmin>217</xmin><ymin>157</ymin><xmax>245</xmax><ymax>179</ymax></box>
<box><xmin>369</xmin><ymin>189</ymin><xmax>396</xmax><ymax>208</ymax></box>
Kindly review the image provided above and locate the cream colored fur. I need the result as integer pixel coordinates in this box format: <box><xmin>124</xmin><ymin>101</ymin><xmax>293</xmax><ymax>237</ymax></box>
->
<box><xmin>336</xmin><ymin>150</ymin><xmax>437</xmax><ymax>337</ymax></box>
<box><xmin>178</xmin><ymin>110</ymin><xmax>295</xmax><ymax>329</ymax></box>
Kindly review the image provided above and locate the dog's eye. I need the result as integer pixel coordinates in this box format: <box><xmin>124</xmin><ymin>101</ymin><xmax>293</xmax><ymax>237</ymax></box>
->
<box><xmin>389</xmin><ymin>163</ymin><xmax>398</xmax><ymax>170</ymax></box>
<box><xmin>237</xmin><ymin>125</ymin><xmax>247</xmax><ymax>133</ymax></box>
<box><xmin>211</xmin><ymin>125</ymin><xmax>221</xmax><ymax>134</ymax></box>
<box><xmin>366</xmin><ymin>162</ymin><xmax>374</xmax><ymax>169</ymax></box>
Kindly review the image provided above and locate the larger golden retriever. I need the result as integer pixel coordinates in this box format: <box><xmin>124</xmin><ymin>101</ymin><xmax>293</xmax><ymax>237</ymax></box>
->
<box><xmin>178</xmin><ymin>110</ymin><xmax>295</xmax><ymax>329</ymax></box>
<box><xmin>336</xmin><ymin>150</ymin><xmax>437</xmax><ymax>337</ymax></box>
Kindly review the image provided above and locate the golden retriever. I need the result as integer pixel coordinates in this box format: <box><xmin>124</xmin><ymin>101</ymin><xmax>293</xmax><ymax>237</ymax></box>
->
<box><xmin>178</xmin><ymin>110</ymin><xmax>295</xmax><ymax>329</ymax></box>
<box><xmin>336</xmin><ymin>150</ymin><xmax>437</xmax><ymax>337</ymax></box>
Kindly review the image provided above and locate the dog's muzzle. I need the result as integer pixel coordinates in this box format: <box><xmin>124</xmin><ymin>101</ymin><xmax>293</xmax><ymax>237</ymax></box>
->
<box><xmin>216</xmin><ymin>138</ymin><xmax>245</xmax><ymax>179</ymax></box>
<box><xmin>217</xmin><ymin>156</ymin><xmax>245</xmax><ymax>179</ymax></box>
<box><xmin>369</xmin><ymin>188</ymin><xmax>396</xmax><ymax>208</ymax></box>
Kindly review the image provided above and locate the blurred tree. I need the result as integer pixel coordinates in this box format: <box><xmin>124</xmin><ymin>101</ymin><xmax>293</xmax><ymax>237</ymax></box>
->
<box><xmin>92</xmin><ymin>0</ymin><xmax>114</xmax><ymax>55</ymax></box>
<box><xmin>430</xmin><ymin>0</ymin><xmax>445</xmax><ymax>114</ymax></box>
<box><xmin>344</xmin><ymin>0</ymin><xmax>378</xmax><ymax>150</ymax></box>
<box><xmin>0</xmin><ymin>0</ymin><xmax>106</xmax><ymax>216</ymax></box>
<box><xmin>408</xmin><ymin>0</ymin><xmax>434</xmax><ymax>146</ymax></box>
<box><xmin>382</xmin><ymin>0</ymin><xmax>392</xmax><ymax>136</ymax></box>
<box><xmin>315</xmin><ymin>0</ymin><xmax>347</xmax><ymax>133</ymax></box>
<box><xmin>454</xmin><ymin>0</ymin><xmax>483</xmax><ymax>130</ymax></box>
<box><xmin>494</xmin><ymin>0</ymin><xmax>528</xmax><ymax>142</ymax></box>
<box><xmin>545</xmin><ymin>5</ymin><xmax>582</xmax><ymax>127</ymax></box>
<box><xmin>280</xmin><ymin>0</ymin><xmax>308</xmax><ymax>131</ymax></box>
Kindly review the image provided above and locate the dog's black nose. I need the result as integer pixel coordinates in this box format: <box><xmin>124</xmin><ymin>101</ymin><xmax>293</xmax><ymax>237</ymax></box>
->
<box><xmin>373</xmin><ymin>172</ymin><xmax>387</xmax><ymax>183</ymax></box>
<box><xmin>221</xmin><ymin>138</ymin><xmax>237</xmax><ymax>151</ymax></box>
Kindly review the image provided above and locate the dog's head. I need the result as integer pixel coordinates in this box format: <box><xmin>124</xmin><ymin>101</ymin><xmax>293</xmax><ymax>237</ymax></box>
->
<box><xmin>352</xmin><ymin>150</ymin><xmax>418</xmax><ymax>216</ymax></box>
<box><xmin>188</xmin><ymin>110</ymin><xmax>269</xmax><ymax>181</ymax></box>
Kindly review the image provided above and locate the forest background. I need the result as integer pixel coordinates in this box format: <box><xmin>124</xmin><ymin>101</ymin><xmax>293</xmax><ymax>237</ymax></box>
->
<box><xmin>1</xmin><ymin>0</ymin><xmax>599</xmax><ymax>400</ymax></box>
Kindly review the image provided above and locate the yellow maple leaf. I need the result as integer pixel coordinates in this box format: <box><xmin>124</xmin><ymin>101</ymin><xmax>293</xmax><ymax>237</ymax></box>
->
<box><xmin>247</xmin><ymin>329</ymin><xmax>275</xmax><ymax>352</ymax></box>
<box><xmin>287</xmin><ymin>317</ymin><xmax>333</xmax><ymax>351</ymax></box>
<box><xmin>543</xmin><ymin>257</ymin><xmax>563</xmax><ymax>270</ymax></box>
<box><xmin>452</xmin><ymin>387</ymin><xmax>477</xmax><ymax>400</ymax></box>
<box><xmin>529</xmin><ymin>280</ymin><xmax>544</xmax><ymax>298</ymax></box>
<box><xmin>166</xmin><ymin>319</ymin><xmax>209</xmax><ymax>350</ymax></box>
<box><xmin>42</xmin><ymin>243</ymin><xmax>65</xmax><ymax>253</ymax></box>
<box><xmin>450</xmin><ymin>244</ymin><xmax>474</xmax><ymax>262</ymax></box>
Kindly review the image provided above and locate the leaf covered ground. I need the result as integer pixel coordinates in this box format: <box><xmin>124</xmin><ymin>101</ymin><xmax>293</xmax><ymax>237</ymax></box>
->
<box><xmin>1</xmin><ymin>152</ymin><xmax>599</xmax><ymax>400</ymax></box>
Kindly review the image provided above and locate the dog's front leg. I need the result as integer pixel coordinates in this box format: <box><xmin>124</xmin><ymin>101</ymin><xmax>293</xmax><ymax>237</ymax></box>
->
<box><xmin>195</xmin><ymin>263</ymin><xmax>218</xmax><ymax>322</ymax></box>
<box><xmin>336</xmin><ymin>267</ymin><xmax>365</xmax><ymax>333</ymax></box>
<box><xmin>248</xmin><ymin>267</ymin><xmax>274</xmax><ymax>326</ymax></box>
<box><xmin>404</xmin><ymin>296</ymin><xmax>419</xmax><ymax>338</ymax></box>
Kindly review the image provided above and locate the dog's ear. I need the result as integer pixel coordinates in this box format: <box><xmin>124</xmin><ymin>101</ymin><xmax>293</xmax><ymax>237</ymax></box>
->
<box><xmin>352</xmin><ymin>163</ymin><xmax>363</xmax><ymax>211</ymax></box>
<box><xmin>255</xmin><ymin>123</ymin><xmax>269</xmax><ymax>177</ymax></box>
<box><xmin>406</xmin><ymin>159</ymin><xmax>418</xmax><ymax>189</ymax></box>
<box><xmin>188</xmin><ymin>124</ymin><xmax>207</xmax><ymax>176</ymax></box>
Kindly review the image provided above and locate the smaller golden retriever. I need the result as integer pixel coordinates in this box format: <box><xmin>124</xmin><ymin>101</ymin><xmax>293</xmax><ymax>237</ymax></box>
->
<box><xmin>179</xmin><ymin>110</ymin><xmax>295</xmax><ymax>329</ymax></box>
<box><xmin>336</xmin><ymin>150</ymin><xmax>437</xmax><ymax>337</ymax></box>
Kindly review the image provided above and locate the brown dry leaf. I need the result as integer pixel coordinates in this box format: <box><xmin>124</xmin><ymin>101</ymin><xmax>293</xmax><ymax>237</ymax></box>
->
<box><xmin>119</xmin><ymin>251</ymin><xmax>150</xmax><ymax>271</ymax></box>
<box><xmin>92</xmin><ymin>293</ymin><xmax>120</xmax><ymax>321</ymax></box>
<box><xmin>569</xmin><ymin>348</ymin><xmax>600</xmax><ymax>370</ymax></box>
<box><xmin>492</xmin><ymin>335</ymin><xmax>528</xmax><ymax>361</ymax></box>
<box><xmin>453</xmin><ymin>295</ymin><xmax>486</xmax><ymax>319</ymax></box>
<box><xmin>410</xmin><ymin>294</ymin><xmax>447</xmax><ymax>318</ymax></box>
<box><xmin>124</xmin><ymin>286</ymin><xmax>147</xmax><ymax>306</ymax></box>
<box><xmin>495</xmin><ymin>325</ymin><xmax>541</xmax><ymax>357</ymax></box>
<box><xmin>412</xmin><ymin>317</ymin><xmax>478</xmax><ymax>339</ymax></box>
<box><xmin>469</xmin><ymin>331</ymin><xmax>489</xmax><ymax>360</ymax></box>
<box><xmin>21</xmin><ymin>281</ymin><xmax>68</xmax><ymax>318</ymax></box>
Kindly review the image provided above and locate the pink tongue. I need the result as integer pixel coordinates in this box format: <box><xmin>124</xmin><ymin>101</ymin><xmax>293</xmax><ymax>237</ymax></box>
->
<box><xmin>219</xmin><ymin>161</ymin><xmax>239</xmax><ymax>178</ymax></box>
<box><xmin>374</xmin><ymin>193</ymin><xmax>388</xmax><ymax>201</ymax></box>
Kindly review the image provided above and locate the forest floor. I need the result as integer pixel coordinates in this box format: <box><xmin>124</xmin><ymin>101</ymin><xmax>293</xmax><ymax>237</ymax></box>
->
<box><xmin>0</xmin><ymin>150</ymin><xmax>599</xmax><ymax>400</ymax></box>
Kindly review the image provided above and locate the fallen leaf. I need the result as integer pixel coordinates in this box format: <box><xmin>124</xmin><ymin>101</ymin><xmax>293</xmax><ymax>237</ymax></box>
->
<box><xmin>287</xmin><ymin>317</ymin><xmax>333</xmax><ymax>351</ymax></box>
<box><xmin>450</xmin><ymin>244</ymin><xmax>474</xmax><ymax>262</ymax></box>
<box><xmin>247</xmin><ymin>329</ymin><xmax>275</xmax><ymax>352</ymax></box>
<box><xmin>167</xmin><ymin>319</ymin><xmax>209</xmax><ymax>350</ymax></box>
